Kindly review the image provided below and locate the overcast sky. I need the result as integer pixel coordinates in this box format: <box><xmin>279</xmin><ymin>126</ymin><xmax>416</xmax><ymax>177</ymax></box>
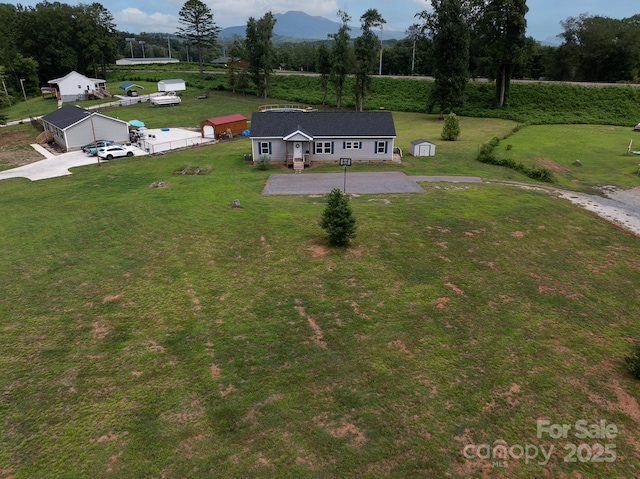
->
<box><xmin>7</xmin><ymin>0</ymin><xmax>640</xmax><ymax>42</ymax></box>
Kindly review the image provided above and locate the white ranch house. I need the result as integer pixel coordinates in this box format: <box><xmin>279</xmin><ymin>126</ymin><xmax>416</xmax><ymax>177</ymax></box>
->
<box><xmin>249</xmin><ymin>111</ymin><xmax>397</xmax><ymax>170</ymax></box>
<box><xmin>47</xmin><ymin>71</ymin><xmax>107</xmax><ymax>102</ymax></box>
<box><xmin>40</xmin><ymin>105</ymin><xmax>129</xmax><ymax>151</ymax></box>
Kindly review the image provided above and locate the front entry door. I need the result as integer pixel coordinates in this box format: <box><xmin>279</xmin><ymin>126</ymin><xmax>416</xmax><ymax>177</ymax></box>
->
<box><xmin>293</xmin><ymin>141</ymin><xmax>303</xmax><ymax>159</ymax></box>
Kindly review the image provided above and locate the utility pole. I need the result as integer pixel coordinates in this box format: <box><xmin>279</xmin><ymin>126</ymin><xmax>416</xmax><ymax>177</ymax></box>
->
<box><xmin>378</xmin><ymin>26</ymin><xmax>383</xmax><ymax>76</ymax></box>
<box><xmin>168</xmin><ymin>38</ymin><xmax>172</xmax><ymax>59</ymax></box>
<box><xmin>126</xmin><ymin>38</ymin><xmax>135</xmax><ymax>58</ymax></box>
<box><xmin>89</xmin><ymin>111</ymin><xmax>100</xmax><ymax>167</ymax></box>
<box><xmin>139</xmin><ymin>41</ymin><xmax>146</xmax><ymax>59</ymax></box>
<box><xmin>411</xmin><ymin>38</ymin><xmax>416</xmax><ymax>73</ymax></box>
<box><xmin>19</xmin><ymin>78</ymin><xmax>30</xmax><ymax>117</ymax></box>
<box><xmin>0</xmin><ymin>75</ymin><xmax>11</xmax><ymax>106</ymax></box>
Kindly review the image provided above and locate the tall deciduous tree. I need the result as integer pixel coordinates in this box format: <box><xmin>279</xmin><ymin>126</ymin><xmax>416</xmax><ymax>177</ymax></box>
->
<box><xmin>353</xmin><ymin>9</ymin><xmax>385</xmax><ymax>111</ymax></box>
<box><xmin>421</xmin><ymin>0</ymin><xmax>470</xmax><ymax>116</ymax></box>
<box><xmin>245</xmin><ymin>12</ymin><xmax>276</xmax><ymax>98</ymax></box>
<box><xmin>177</xmin><ymin>0</ymin><xmax>220</xmax><ymax>79</ymax></box>
<box><xmin>315</xmin><ymin>42</ymin><xmax>331</xmax><ymax>105</ymax></box>
<box><xmin>74</xmin><ymin>3</ymin><xmax>118</xmax><ymax>79</ymax></box>
<box><xmin>480</xmin><ymin>0</ymin><xmax>528</xmax><ymax>106</ymax></box>
<box><xmin>329</xmin><ymin>10</ymin><xmax>352</xmax><ymax>109</ymax></box>
<box><xmin>556</xmin><ymin>14</ymin><xmax>640</xmax><ymax>82</ymax></box>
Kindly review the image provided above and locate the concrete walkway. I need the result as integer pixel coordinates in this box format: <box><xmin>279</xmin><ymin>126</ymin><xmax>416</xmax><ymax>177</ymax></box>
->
<box><xmin>262</xmin><ymin>171</ymin><xmax>482</xmax><ymax>195</ymax></box>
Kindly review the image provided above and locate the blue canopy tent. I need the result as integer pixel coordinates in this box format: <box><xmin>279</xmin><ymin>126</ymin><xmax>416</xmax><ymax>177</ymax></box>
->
<box><xmin>128</xmin><ymin>119</ymin><xmax>145</xmax><ymax>128</ymax></box>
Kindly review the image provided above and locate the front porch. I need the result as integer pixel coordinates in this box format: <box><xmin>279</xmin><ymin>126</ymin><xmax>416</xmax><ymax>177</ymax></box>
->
<box><xmin>286</xmin><ymin>154</ymin><xmax>312</xmax><ymax>172</ymax></box>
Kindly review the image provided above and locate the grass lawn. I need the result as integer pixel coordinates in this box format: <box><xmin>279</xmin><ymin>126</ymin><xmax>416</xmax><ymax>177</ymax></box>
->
<box><xmin>495</xmin><ymin>124</ymin><xmax>640</xmax><ymax>193</ymax></box>
<box><xmin>0</xmin><ymin>117</ymin><xmax>640</xmax><ymax>477</ymax></box>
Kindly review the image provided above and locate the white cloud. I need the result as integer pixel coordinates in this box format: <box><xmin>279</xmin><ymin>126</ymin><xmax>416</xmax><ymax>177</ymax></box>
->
<box><xmin>114</xmin><ymin>8</ymin><xmax>179</xmax><ymax>33</ymax></box>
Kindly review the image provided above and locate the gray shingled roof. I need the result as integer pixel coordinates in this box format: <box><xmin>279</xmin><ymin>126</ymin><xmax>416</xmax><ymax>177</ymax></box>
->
<box><xmin>41</xmin><ymin>105</ymin><xmax>90</xmax><ymax>130</ymax></box>
<box><xmin>250</xmin><ymin>111</ymin><xmax>396</xmax><ymax>138</ymax></box>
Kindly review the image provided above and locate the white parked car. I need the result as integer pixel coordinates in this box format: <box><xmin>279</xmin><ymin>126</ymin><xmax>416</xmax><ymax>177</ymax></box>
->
<box><xmin>97</xmin><ymin>145</ymin><xmax>136</xmax><ymax>160</ymax></box>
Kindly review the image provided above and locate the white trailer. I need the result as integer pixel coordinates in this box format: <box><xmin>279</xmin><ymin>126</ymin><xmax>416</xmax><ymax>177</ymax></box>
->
<box><xmin>157</xmin><ymin>79</ymin><xmax>186</xmax><ymax>92</ymax></box>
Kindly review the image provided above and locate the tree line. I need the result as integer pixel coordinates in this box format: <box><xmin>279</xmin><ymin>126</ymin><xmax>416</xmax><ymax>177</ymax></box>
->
<box><xmin>1</xmin><ymin>0</ymin><xmax>640</xmax><ymax>114</ymax></box>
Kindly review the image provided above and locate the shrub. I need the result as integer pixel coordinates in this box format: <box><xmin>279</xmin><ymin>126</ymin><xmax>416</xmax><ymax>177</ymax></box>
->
<box><xmin>625</xmin><ymin>343</ymin><xmax>640</xmax><ymax>379</ymax></box>
<box><xmin>320</xmin><ymin>188</ymin><xmax>357</xmax><ymax>247</ymax></box>
<box><xmin>476</xmin><ymin>136</ymin><xmax>554</xmax><ymax>183</ymax></box>
<box><xmin>256</xmin><ymin>155</ymin><xmax>271</xmax><ymax>170</ymax></box>
<box><xmin>441</xmin><ymin>113</ymin><xmax>461</xmax><ymax>141</ymax></box>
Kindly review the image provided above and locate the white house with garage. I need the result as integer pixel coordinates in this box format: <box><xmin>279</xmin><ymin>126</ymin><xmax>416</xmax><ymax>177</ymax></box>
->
<box><xmin>40</xmin><ymin>105</ymin><xmax>129</xmax><ymax>151</ymax></box>
<box><xmin>249</xmin><ymin>111</ymin><xmax>397</xmax><ymax>170</ymax></box>
<box><xmin>47</xmin><ymin>71</ymin><xmax>107</xmax><ymax>102</ymax></box>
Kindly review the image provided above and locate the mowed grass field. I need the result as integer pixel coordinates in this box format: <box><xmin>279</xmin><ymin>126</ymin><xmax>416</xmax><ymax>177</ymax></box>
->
<box><xmin>1</xmin><ymin>89</ymin><xmax>640</xmax><ymax>477</ymax></box>
<box><xmin>495</xmin><ymin>124</ymin><xmax>640</xmax><ymax>192</ymax></box>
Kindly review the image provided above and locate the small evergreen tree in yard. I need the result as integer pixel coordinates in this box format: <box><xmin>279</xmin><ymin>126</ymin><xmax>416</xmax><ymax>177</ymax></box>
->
<box><xmin>440</xmin><ymin>113</ymin><xmax>460</xmax><ymax>141</ymax></box>
<box><xmin>320</xmin><ymin>188</ymin><xmax>356</xmax><ymax>247</ymax></box>
<box><xmin>441</xmin><ymin>113</ymin><xmax>460</xmax><ymax>141</ymax></box>
<box><xmin>625</xmin><ymin>343</ymin><xmax>640</xmax><ymax>379</ymax></box>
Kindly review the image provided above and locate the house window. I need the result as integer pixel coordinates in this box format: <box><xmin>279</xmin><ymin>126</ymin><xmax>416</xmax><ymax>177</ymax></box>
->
<box><xmin>343</xmin><ymin>141</ymin><xmax>361</xmax><ymax>150</ymax></box>
<box><xmin>375</xmin><ymin>141</ymin><xmax>388</xmax><ymax>154</ymax></box>
<box><xmin>315</xmin><ymin>141</ymin><xmax>333</xmax><ymax>154</ymax></box>
<box><xmin>259</xmin><ymin>141</ymin><xmax>271</xmax><ymax>155</ymax></box>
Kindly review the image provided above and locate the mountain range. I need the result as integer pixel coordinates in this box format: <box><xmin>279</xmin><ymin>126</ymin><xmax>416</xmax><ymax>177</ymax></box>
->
<box><xmin>220</xmin><ymin>11</ymin><xmax>404</xmax><ymax>41</ymax></box>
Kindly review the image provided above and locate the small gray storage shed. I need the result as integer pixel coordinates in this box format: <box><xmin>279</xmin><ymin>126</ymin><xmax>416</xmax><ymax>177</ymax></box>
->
<box><xmin>410</xmin><ymin>139</ymin><xmax>436</xmax><ymax>157</ymax></box>
<box><xmin>157</xmin><ymin>79</ymin><xmax>186</xmax><ymax>92</ymax></box>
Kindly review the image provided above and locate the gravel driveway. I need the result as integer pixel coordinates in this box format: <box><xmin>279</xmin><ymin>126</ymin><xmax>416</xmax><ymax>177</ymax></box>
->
<box><xmin>262</xmin><ymin>172</ymin><xmax>481</xmax><ymax>195</ymax></box>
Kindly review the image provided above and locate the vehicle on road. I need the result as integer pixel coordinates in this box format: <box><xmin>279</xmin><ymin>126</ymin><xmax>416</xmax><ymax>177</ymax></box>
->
<box><xmin>97</xmin><ymin>145</ymin><xmax>136</xmax><ymax>160</ymax></box>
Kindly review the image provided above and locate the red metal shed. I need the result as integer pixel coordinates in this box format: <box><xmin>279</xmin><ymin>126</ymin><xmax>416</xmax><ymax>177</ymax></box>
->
<box><xmin>200</xmin><ymin>114</ymin><xmax>247</xmax><ymax>139</ymax></box>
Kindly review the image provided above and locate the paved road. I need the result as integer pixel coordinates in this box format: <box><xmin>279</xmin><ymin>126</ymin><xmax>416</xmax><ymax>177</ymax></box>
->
<box><xmin>262</xmin><ymin>171</ymin><xmax>481</xmax><ymax>195</ymax></box>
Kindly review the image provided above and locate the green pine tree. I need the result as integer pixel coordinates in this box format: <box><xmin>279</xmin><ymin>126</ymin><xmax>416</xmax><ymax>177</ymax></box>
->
<box><xmin>320</xmin><ymin>188</ymin><xmax>357</xmax><ymax>247</ymax></box>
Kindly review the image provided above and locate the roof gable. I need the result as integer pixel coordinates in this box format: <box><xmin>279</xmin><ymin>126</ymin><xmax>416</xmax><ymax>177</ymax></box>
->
<box><xmin>48</xmin><ymin>70</ymin><xmax>104</xmax><ymax>85</ymax></box>
<box><xmin>283</xmin><ymin>129</ymin><xmax>314</xmax><ymax>141</ymax></box>
<box><xmin>250</xmin><ymin>111</ymin><xmax>396</xmax><ymax>138</ymax></box>
<box><xmin>41</xmin><ymin>105</ymin><xmax>127</xmax><ymax>130</ymax></box>
<box><xmin>204</xmin><ymin>114</ymin><xmax>247</xmax><ymax>125</ymax></box>
<box><xmin>410</xmin><ymin>139</ymin><xmax>434</xmax><ymax>146</ymax></box>
<box><xmin>41</xmin><ymin>105</ymin><xmax>91</xmax><ymax>129</ymax></box>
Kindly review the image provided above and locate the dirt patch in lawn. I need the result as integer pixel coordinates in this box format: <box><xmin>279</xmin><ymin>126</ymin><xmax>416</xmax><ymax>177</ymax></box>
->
<box><xmin>0</xmin><ymin>127</ymin><xmax>43</xmax><ymax>168</ymax></box>
<box><xmin>313</xmin><ymin>414</ymin><xmax>366</xmax><ymax>448</ymax></box>
<box><xmin>388</xmin><ymin>339</ymin><xmax>415</xmax><ymax>357</ymax></box>
<box><xmin>534</xmin><ymin>158</ymin><xmax>569</xmax><ymax>173</ymax></box>
<box><xmin>295</xmin><ymin>300</ymin><xmax>327</xmax><ymax>349</ymax></box>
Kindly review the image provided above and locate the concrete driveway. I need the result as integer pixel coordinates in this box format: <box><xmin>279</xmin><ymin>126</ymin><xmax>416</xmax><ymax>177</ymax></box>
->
<box><xmin>262</xmin><ymin>171</ymin><xmax>481</xmax><ymax>195</ymax></box>
<box><xmin>0</xmin><ymin>145</ymin><xmax>148</xmax><ymax>181</ymax></box>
